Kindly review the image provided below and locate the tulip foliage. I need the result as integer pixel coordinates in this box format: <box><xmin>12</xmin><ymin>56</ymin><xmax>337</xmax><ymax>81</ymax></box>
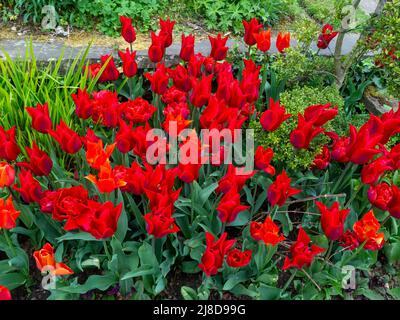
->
<box><xmin>0</xmin><ymin>17</ymin><xmax>399</xmax><ymax>301</ymax></box>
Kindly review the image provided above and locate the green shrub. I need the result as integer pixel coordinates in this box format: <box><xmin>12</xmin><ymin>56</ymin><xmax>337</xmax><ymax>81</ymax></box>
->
<box><xmin>251</xmin><ymin>85</ymin><xmax>345</xmax><ymax>171</ymax></box>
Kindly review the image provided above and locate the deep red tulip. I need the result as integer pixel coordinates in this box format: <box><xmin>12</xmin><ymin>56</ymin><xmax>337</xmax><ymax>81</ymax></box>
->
<box><xmin>71</xmin><ymin>88</ymin><xmax>93</xmax><ymax>120</ymax></box>
<box><xmin>91</xmin><ymin>90</ymin><xmax>121</xmax><ymax>128</ymax></box>
<box><xmin>282</xmin><ymin>227</ymin><xmax>325</xmax><ymax>270</ymax></box>
<box><xmin>13</xmin><ymin>169</ymin><xmax>43</xmax><ymax>203</ymax></box>
<box><xmin>177</xmin><ymin>162</ymin><xmax>202</xmax><ymax>184</ymax></box>
<box><xmin>118</xmin><ymin>48</ymin><xmax>137</xmax><ymax>78</ymax></box>
<box><xmin>120</xmin><ymin>16</ymin><xmax>136</xmax><ymax>43</ymax></box>
<box><xmin>188</xmin><ymin>53</ymin><xmax>205</xmax><ymax>77</ymax></box>
<box><xmin>339</xmin><ymin>230</ymin><xmax>360</xmax><ymax>250</ymax></box>
<box><xmin>361</xmin><ymin>157</ymin><xmax>392</xmax><ymax>185</ymax></box>
<box><xmin>217</xmin><ymin>164</ymin><xmax>255</xmax><ymax>194</ymax></box>
<box><xmin>290</xmin><ymin>114</ymin><xmax>324</xmax><ymax>149</ymax></box>
<box><xmin>217</xmin><ymin>188</ymin><xmax>249</xmax><ymax>223</ymax></box>
<box><xmin>226</xmin><ymin>249</ymin><xmax>252</xmax><ymax>268</ymax></box>
<box><xmin>254</xmin><ymin>146</ymin><xmax>275</xmax><ymax>175</ymax></box>
<box><xmin>0</xmin><ymin>196</ymin><xmax>20</xmax><ymax>230</ymax></box>
<box><xmin>148</xmin><ymin>31</ymin><xmax>166</xmax><ymax>63</ymax></box>
<box><xmin>317</xmin><ymin>24</ymin><xmax>338</xmax><ymax>49</ymax></box>
<box><xmin>0</xmin><ymin>126</ymin><xmax>21</xmax><ymax>161</ymax></box>
<box><xmin>99</xmin><ymin>55</ymin><xmax>120</xmax><ymax>82</ymax></box>
<box><xmin>268</xmin><ymin>170</ymin><xmax>301</xmax><ymax>207</ymax></box>
<box><xmin>144</xmin><ymin>63</ymin><xmax>169</xmax><ymax>95</ymax></box>
<box><xmin>387</xmin><ymin>184</ymin><xmax>400</xmax><ymax>219</ymax></box>
<box><xmin>304</xmin><ymin>103</ymin><xmax>338</xmax><ymax>127</ymax></box>
<box><xmin>169</xmin><ymin>64</ymin><xmax>192</xmax><ymax>92</ymax></box>
<box><xmin>250</xmin><ymin>216</ymin><xmax>285</xmax><ymax>246</ymax></box>
<box><xmin>353</xmin><ymin>210</ymin><xmax>384</xmax><ymax>250</ymax></box>
<box><xmin>243</xmin><ymin>18</ymin><xmax>262</xmax><ymax>46</ymax></box>
<box><xmin>368</xmin><ymin>183</ymin><xmax>393</xmax><ymax>211</ymax></box>
<box><xmin>316</xmin><ymin>201</ymin><xmax>349</xmax><ymax>240</ymax></box>
<box><xmin>190</xmin><ymin>74</ymin><xmax>213</xmax><ymax>108</ymax></box>
<box><xmin>276</xmin><ymin>32</ymin><xmax>290</xmax><ymax>53</ymax></box>
<box><xmin>144</xmin><ymin>207</ymin><xmax>180</xmax><ymax>239</ymax></box>
<box><xmin>312</xmin><ymin>145</ymin><xmax>331</xmax><ymax>170</ymax></box>
<box><xmin>0</xmin><ymin>286</ymin><xmax>11</xmax><ymax>300</ymax></box>
<box><xmin>17</xmin><ymin>142</ymin><xmax>52</xmax><ymax>176</ymax></box>
<box><xmin>159</xmin><ymin>18</ymin><xmax>175</xmax><ymax>48</ymax></box>
<box><xmin>199</xmin><ymin>232</ymin><xmax>235</xmax><ymax>276</ymax></box>
<box><xmin>49</xmin><ymin>121</ymin><xmax>82</xmax><ymax>154</ymax></box>
<box><xmin>209</xmin><ymin>34</ymin><xmax>229</xmax><ymax>61</ymax></box>
<box><xmin>180</xmin><ymin>34</ymin><xmax>195</xmax><ymax>62</ymax></box>
<box><xmin>254</xmin><ymin>29</ymin><xmax>271</xmax><ymax>52</ymax></box>
<box><xmin>121</xmin><ymin>97</ymin><xmax>156</xmax><ymax>124</ymax></box>
<box><xmin>259</xmin><ymin>98</ymin><xmax>291</xmax><ymax>132</ymax></box>
<box><xmin>26</xmin><ymin>103</ymin><xmax>52</xmax><ymax>133</ymax></box>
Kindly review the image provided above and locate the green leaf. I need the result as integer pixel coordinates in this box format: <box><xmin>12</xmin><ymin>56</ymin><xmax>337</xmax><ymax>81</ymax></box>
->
<box><xmin>121</xmin><ymin>265</ymin><xmax>155</xmax><ymax>280</ymax></box>
<box><xmin>181</xmin><ymin>286</ymin><xmax>198</xmax><ymax>300</ymax></box>
<box><xmin>388</xmin><ymin>287</ymin><xmax>400</xmax><ymax>299</ymax></box>
<box><xmin>57</xmin><ymin>273</ymin><xmax>117</xmax><ymax>294</ymax></box>
<box><xmin>384</xmin><ymin>242</ymin><xmax>400</xmax><ymax>263</ymax></box>
<box><xmin>0</xmin><ymin>272</ymin><xmax>26</xmax><ymax>290</ymax></box>
<box><xmin>223</xmin><ymin>271</ymin><xmax>248</xmax><ymax>291</ymax></box>
<box><xmin>57</xmin><ymin>232</ymin><xmax>99</xmax><ymax>242</ymax></box>
<box><xmin>258</xmin><ymin>284</ymin><xmax>282</xmax><ymax>300</ymax></box>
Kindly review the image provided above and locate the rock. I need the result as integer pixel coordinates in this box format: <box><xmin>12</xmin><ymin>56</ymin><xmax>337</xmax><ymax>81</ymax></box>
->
<box><xmin>363</xmin><ymin>92</ymin><xmax>399</xmax><ymax>115</ymax></box>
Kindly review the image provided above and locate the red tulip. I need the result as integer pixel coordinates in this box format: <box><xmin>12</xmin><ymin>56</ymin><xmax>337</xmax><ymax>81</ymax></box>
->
<box><xmin>0</xmin><ymin>286</ymin><xmax>11</xmax><ymax>300</ymax></box>
<box><xmin>282</xmin><ymin>227</ymin><xmax>325</xmax><ymax>270</ymax></box>
<box><xmin>190</xmin><ymin>74</ymin><xmax>213</xmax><ymax>108</ymax></box>
<box><xmin>217</xmin><ymin>188</ymin><xmax>249</xmax><ymax>223</ymax></box>
<box><xmin>367</xmin><ymin>183</ymin><xmax>393</xmax><ymax>211</ymax></box>
<box><xmin>180</xmin><ymin>34</ymin><xmax>195</xmax><ymax>62</ymax></box>
<box><xmin>169</xmin><ymin>64</ymin><xmax>192</xmax><ymax>92</ymax></box>
<box><xmin>13</xmin><ymin>169</ymin><xmax>43</xmax><ymax>203</ymax></box>
<box><xmin>177</xmin><ymin>162</ymin><xmax>202</xmax><ymax>184</ymax></box>
<box><xmin>312</xmin><ymin>145</ymin><xmax>330</xmax><ymax>170</ymax></box>
<box><xmin>209</xmin><ymin>34</ymin><xmax>229</xmax><ymax>61</ymax></box>
<box><xmin>0</xmin><ymin>196</ymin><xmax>20</xmax><ymax>230</ymax></box>
<box><xmin>330</xmin><ymin>134</ymin><xmax>350</xmax><ymax>163</ymax></box>
<box><xmin>144</xmin><ymin>208</ymin><xmax>180</xmax><ymax>239</ymax></box>
<box><xmin>148</xmin><ymin>31</ymin><xmax>166</xmax><ymax>63</ymax></box>
<box><xmin>240</xmin><ymin>59</ymin><xmax>261</xmax><ymax>104</ymax></box>
<box><xmin>316</xmin><ymin>201</ymin><xmax>349</xmax><ymax>240</ymax></box>
<box><xmin>26</xmin><ymin>102</ymin><xmax>52</xmax><ymax>133</ymax></box>
<box><xmin>99</xmin><ymin>55</ymin><xmax>120</xmax><ymax>82</ymax></box>
<box><xmin>387</xmin><ymin>184</ymin><xmax>400</xmax><ymax>219</ymax></box>
<box><xmin>290</xmin><ymin>114</ymin><xmax>324</xmax><ymax>149</ymax></box>
<box><xmin>159</xmin><ymin>18</ymin><xmax>175</xmax><ymax>48</ymax></box>
<box><xmin>259</xmin><ymin>98</ymin><xmax>291</xmax><ymax>132</ymax></box>
<box><xmin>0</xmin><ymin>162</ymin><xmax>14</xmax><ymax>187</ymax></box>
<box><xmin>144</xmin><ymin>63</ymin><xmax>170</xmax><ymax>95</ymax></box>
<box><xmin>276</xmin><ymin>32</ymin><xmax>290</xmax><ymax>53</ymax></box>
<box><xmin>17</xmin><ymin>142</ymin><xmax>53</xmax><ymax>176</ymax></box>
<box><xmin>339</xmin><ymin>230</ymin><xmax>360</xmax><ymax>250</ymax></box>
<box><xmin>304</xmin><ymin>103</ymin><xmax>338</xmax><ymax>127</ymax></box>
<box><xmin>243</xmin><ymin>18</ymin><xmax>262</xmax><ymax>46</ymax></box>
<box><xmin>317</xmin><ymin>24</ymin><xmax>338</xmax><ymax>49</ymax></box>
<box><xmin>49</xmin><ymin>120</ymin><xmax>82</xmax><ymax>154</ymax></box>
<box><xmin>254</xmin><ymin>146</ymin><xmax>275</xmax><ymax>175</ymax></box>
<box><xmin>118</xmin><ymin>48</ymin><xmax>137</xmax><ymax>78</ymax></box>
<box><xmin>121</xmin><ymin>97</ymin><xmax>156</xmax><ymax>124</ymax></box>
<box><xmin>115</xmin><ymin>121</ymin><xmax>135</xmax><ymax>153</ymax></box>
<box><xmin>353</xmin><ymin>210</ymin><xmax>384</xmax><ymax>250</ymax></box>
<box><xmin>250</xmin><ymin>216</ymin><xmax>285</xmax><ymax>246</ymax></box>
<box><xmin>71</xmin><ymin>88</ymin><xmax>93</xmax><ymax>120</ymax></box>
<box><xmin>254</xmin><ymin>29</ymin><xmax>271</xmax><ymax>52</ymax></box>
<box><xmin>268</xmin><ymin>170</ymin><xmax>301</xmax><ymax>207</ymax></box>
<box><xmin>0</xmin><ymin>126</ymin><xmax>21</xmax><ymax>161</ymax></box>
<box><xmin>361</xmin><ymin>157</ymin><xmax>392</xmax><ymax>185</ymax></box>
<box><xmin>226</xmin><ymin>249</ymin><xmax>252</xmax><ymax>268</ymax></box>
<box><xmin>120</xmin><ymin>16</ymin><xmax>136</xmax><ymax>43</ymax></box>
<box><xmin>199</xmin><ymin>232</ymin><xmax>235</xmax><ymax>276</ymax></box>
<box><xmin>91</xmin><ymin>89</ymin><xmax>121</xmax><ymax>128</ymax></box>
<box><xmin>188</xmin><ymin>53</ymin><xmax>205</xmax><ymax>77</ymax></box>
<box><xmin>217</xmin><ymin>164</ymin><xmax>255</xmax><ymax>194</ymax></box>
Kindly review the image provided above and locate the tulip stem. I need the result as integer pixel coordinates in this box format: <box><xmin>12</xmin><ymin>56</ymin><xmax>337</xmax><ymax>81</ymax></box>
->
<box><xmin>286</xmin><ymin>193</ymin><xmax>346</xmax><ymax>205</ymax></box>
<box><xmin>103</xmin><ymin>241</ymin><xmax>111</xmax><ymax>260</ymax></box>
<box><xmin>3</xmin><ymin>229</ymin><xmax>16</xmax><ymax>257</ymax></box>
<box><xmin>301</xmin><ymin>268</ymin><xmax>321</xmax><ymax>291</ymax></box>
<box><xmin>381</xmin><ymin>215</ymin><xmax>391</xmax><ymax>227</ymax></box>
<box><xmin>345</xmin><ymin>183</ymin><xmax>363</xmax><ymax>208</ymax></box>
<box><xmin>332</xmin><ymin>162</ymin><xmax>354</xmax><ymax>193</ymax></box>
<box><xmin>325</xmin><ymin>240</ymin><xmax>334</xmax><ymax>260</ymax></box>
<box><xmin>282</xmin><ymin>270</ymin><xmax>297</xmax><ymax>292</ymax></box>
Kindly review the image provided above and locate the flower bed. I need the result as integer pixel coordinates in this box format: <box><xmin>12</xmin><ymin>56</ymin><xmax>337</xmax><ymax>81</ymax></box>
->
<box><xmin>0</xmin><ymin>16</ymin><xmax>399</xmax><ymax>301</ymax></box>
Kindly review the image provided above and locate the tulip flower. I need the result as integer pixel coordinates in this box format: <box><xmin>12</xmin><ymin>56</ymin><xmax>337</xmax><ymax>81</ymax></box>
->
<box><xmin>387</xmin><ymin>184</ymin><xmax>400</xmax><ymax>219</ymax></box>
<box><xmin>26</xmin><ymin>102</ymin><xmax>52</xmax><ymax>133</ymax></box>
<box><xmin>188</xmin><ymin>53</ymin><xmax>205</xmax><ymax>77</ymax></box>
<box><xmin>217</xmin><ymin>164</ymin><xmax>255</xmax><ymax>194</ymax></box>
<box><xmin>85</xmin><ymin>140</ymin><xmax>115</xmax><ymax>170</ymax></box>
<box><xmin>0</xmin><ymin>126</ymin><xmax>21</xmax><ymax>162</ymax></box>
<box><xmin>17</xmin><ymin>142</ymin><xmax>53</xmax><ymax>176</ymax></box>
<box><xmin>199</xmin><ymin>232</ymin><xmax>235</xmax><ymax>276</ymax></box>
<box><xmin>148</xmin><ymin>31</ymin><xmax>166</xmax><ymax>63</ymax></box>
<box><xmin>276</xmin><ymin>32</ymin><xmax>290</xmax><ymax>53</ymax></box>
<box><xmin>367</xmin><ymin>183</ymin><xmax>393</xmax><ymax>211</ymax></box>
<box><xmin>317</xmin><ymin>24</ymin><xmax>338</xmax><ymax>49</ymax></box>
<box><xmin>99</xmin><ymin>55</ymin><xmax>120</xmax><ymax>82</ymax></box>
<box><xmin>259</xmin><ymin>98</ymin><xmax>291</xmax><ymax>132</ymax></box>
<box><xmin>339</xmin><ymin>230</ymin><xmax>360</xmax><ymax>250</ymax></box>
<box><xmin>361</xmin><ymin>157</ymin><xmax>393</xmax><ymax>185</ymax></box>
<box><xmin>243</xmin><ymin>18</ymin><xmax>262</xmax><ymax>46</ymax></box>
<box><xmin>290</xmin><ymin>114</ymin><xmax>325</xmax><ymax>150</ymax></box>
<box><xmin>316</xmin><ymin>201</ymin><xmax>349</xmax><ymax>241</ymax></box>
<box><xmin>304</xmin><ymin>103</ymin><xmax>338</xmax><ymax>127</ymax></box>
<box><xmin>118</xmin><ymin>48</ymin><xmax>137</xmax><ymax>78</ymax></box>
<box><xmin>0</xmin><ymin>162</ymin><xmax>15</xmax><ymax>187</ymax></box>
<box><xmin>0</xmin><ymin>286</ymin><xmax>11</xmax><ymax>300</ymax></box>
<box><xmin>282</xmin><ymin>227</ymin><xmax>325</xmax><ymax>270</ymax></box>
<box><xmin>226</xmin><ymin>249</ymin><xmax>252</xmax><ymax>268</ymax></box>
<box><xmin>86</xmin><ymin>161</ymin><xmax>127</xmax><ymax>193</ymax></box>
<box><xmin>169</xmin><ymin>64</ymin><xmax>192</xmax><ymax>92</ymax></box>
<box><xmin>0</xmin><ymin>196</ymin><xmax>20</xmax><ymax>230</ymax></box>
<box><xmin>255</xmin><ymin>145</ymin><xmax>275</xmax><ymax>175</ymax></box>
<box><xmin>209</xmin><ymin>34</ymin><xmax>229</xmax><ymax>61</ymax></box>
<box><xmin>250</xmin><ymin>216</ymin><xmax>285</xmax><ymax>246</ymax></box>
<box><xmin>177</xmin><ymin>162</ymin><xmax>202</xmax><ymax>184</ymax></box>
<box><xmin>268</xmin><ymin>170</ymin><xmax>301</xmax><ymax>207</ymax></box>
<box><xmin>353</xmin><ymin>210</ymin><xmax>385</xmax><ymax>250</ymax></box>
<box><xmin>144</xmin><ymin>63</ymin><xmax>170</xmax><ymax>95</ymax></box>
<box><xmin>143</xmin><ymin>209</ymin><xmax>180</xmax><ymax>239</ymax></box>
<box><xmin>190</xmin><ymin>74</ymin><xmax>213</xmax><ymax>108</ymax></box>
<box><xmin>120</xmin><ymin>16</ymin><xmax>136</xmax><ymax>43</ymax></box>
<box><xmin>115</xmin><ymin>121</ymin><xmax>135</xmax><ymax>154</ymax></box>
<box><xmin>33</xmin><ymin>243</ymin><xmax>74</xmax><ymax>275</ymax></box>
<box><xmin>159</xmin><ymin>18</ymin><xmax>175</xmax><ymax>48</ymax></box>
<box><xmin>312</xmin><ymin>145</ymin><xmax>331</xmax><ymax>170</ymax></box>
<box><xmin>49</xmin><ymin>120</ymin><xmax>82</xmax><ymax>154</ymax></box>
<box><xmin>13</xmin><ymin>170</ymin><xmax>43</xmax><ymax>203</ymax></box>
<box><xmin>121</xmin><ymin>97</ymin><xmax>156</xmax><ymax>124</ymax></box>
<box><xmin>71</xmin><ymin>88</ymin><xmax>93</xmax><ymax>120</ymax></box>
<box><xmin>254</xmin><ymin>29</ymin><xmax>271</xmax><ymax>52</ymax></box>
<box><xmin>217</xmin><ymin>188</ymin><xmax>249</xmax><ymax>223</ymax></box>
<box><xmin>180</xmin><ymin>34</ymin><xmax>195</xmax><ymax>62</ymax></box>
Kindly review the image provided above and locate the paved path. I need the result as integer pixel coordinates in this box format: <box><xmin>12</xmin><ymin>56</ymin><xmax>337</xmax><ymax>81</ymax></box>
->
<box><xmin>359</xmin><ymin>0</ymin><xmax>378</xmax><ymax>14</ymax></box>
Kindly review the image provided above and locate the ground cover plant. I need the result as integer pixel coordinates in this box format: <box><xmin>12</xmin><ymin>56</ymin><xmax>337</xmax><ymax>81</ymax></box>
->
<box><xmin>0</xmin><ymin>6</ymin><xmax>399</xmax><ymax>300</ymax></box>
